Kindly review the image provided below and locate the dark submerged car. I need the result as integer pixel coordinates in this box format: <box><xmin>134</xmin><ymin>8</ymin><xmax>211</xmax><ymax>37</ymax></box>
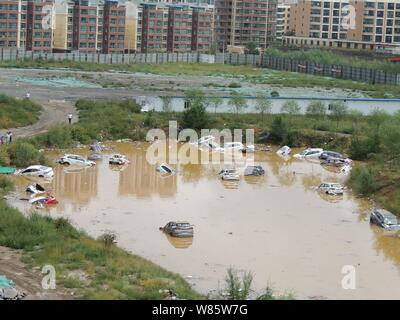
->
<box><xmin>160</xmin><ymin>221</ymin><xmax>194</xmax><ymax>237</ymax></box>
<box><xmin>370</xmin><ymin>208</ymin><xmax>400</xmax><ymax>230</ymax></box>
<box><xmin>244</xmin><ymin>166</ymin><xmax>265</xmax><ymax>176</ymax></box>
<box><xmin>319</xmin><ymin>151</ymin><xmax>345</xmax><ymax>160</ymax></box>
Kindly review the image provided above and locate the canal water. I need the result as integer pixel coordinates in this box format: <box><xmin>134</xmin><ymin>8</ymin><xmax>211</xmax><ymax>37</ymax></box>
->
<box><xmin>9</xmin><ymin>142</ymin><xmax>400</xmax><ymax>299</ymax></box>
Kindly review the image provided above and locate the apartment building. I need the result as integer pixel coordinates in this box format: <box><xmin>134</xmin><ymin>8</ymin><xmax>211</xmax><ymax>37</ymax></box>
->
<box><xmin>276</xmin><ymin>4</ymin><xmax>290</xmax><ymax>40</ymax></box>
<box><xmin>25</xmin><ymin>0</ymin><xmax>53</xmax><ymax>52</ymax></box>
<box><xmin>139</xmin><ymin>2</ymin><xmax>213</xmax><ymax>53</ymax></box>
<box><xmin>284</xmin><ymin>0</ymin><xmax>400</xmax><ymax>51</ymax></box>
<box><xmin>72</xmin><ymin>0</ymin><xmax>99</xmax><ymax>52</ymax></box>
<box><xmin>139</xmin><ymin>3</ymin><xmax>169</xmax><ymax>52</ymax></box>
<box><xmin>191</xmin><ymin>6</ymin><xmax>213</xmax><ymax>51</ymax></box>
<box><xmin>1</xmin><ymin>0</ymin><xmax>138</xmax><ymax>53</ymax></box>
<box><xmin>0</xmin><ymin>0</ymin><xmax>21</xmax><ymax>48</ymax></box>
<box><xmin>214</xmin><ymin>0</ymin><xmax>278</xmax><ymax>51</ymax></box>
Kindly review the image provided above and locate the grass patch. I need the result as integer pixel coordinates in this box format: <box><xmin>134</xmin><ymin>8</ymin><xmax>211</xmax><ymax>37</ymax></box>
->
<box><xmin>0</xmin><ymin>201</ymin><xmax>201</xmax><ymax>299</ymax></box>
<box><xmin>0</xmin><ymin>94</ymin><xmax>42</xmax><ymax>128</ymax></box>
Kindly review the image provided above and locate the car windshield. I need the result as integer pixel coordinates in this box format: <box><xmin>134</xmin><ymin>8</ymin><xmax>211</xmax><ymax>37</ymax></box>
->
<box><xmin>384</xmin><ymin>216</ymin><xmax>398</xmax><ymax>225</ymax></box>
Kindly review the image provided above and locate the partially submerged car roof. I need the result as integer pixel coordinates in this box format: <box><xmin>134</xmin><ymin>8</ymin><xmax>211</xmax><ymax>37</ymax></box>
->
<box><xmin>374</xmin><ymin>208</ymin><xmax>396</xmax><ymax>217</ymax></box>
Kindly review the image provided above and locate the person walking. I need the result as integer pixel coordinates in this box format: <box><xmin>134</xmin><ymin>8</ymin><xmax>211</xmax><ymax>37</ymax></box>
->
<box><xmin>68</xmin><ymin>113</ymin><xmax>73</xmax><ymax>125</ymax></box>
<box><xmin>8</xmin><ymin>131</ymin><xmax>12</xmax><ymax>143</ymax></box>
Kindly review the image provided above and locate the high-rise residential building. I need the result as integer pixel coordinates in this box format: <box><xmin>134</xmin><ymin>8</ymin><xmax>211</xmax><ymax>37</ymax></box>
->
<box><xmin>214</xmin><ymin>0</ymin><xmax>278</xmax><ymax>51</ymax></box>
<box><xmin>276</xmin><ymin>4</ymin><xmax>290</xmax><ymax>40</ymax></box>
<box><xmin>191</xmin><ymin>6</ymin><xmax>213</xmax><ymax>51</ymax></box>
<box><xmin>139</xmin><ymin>2</ymin><xmax>169</xmax><ymax>52</ymax></box>
<box><xmin>26</xmin><ymin>0</ymin><xmax>54</xmax><ymax>52</ymax></box>
<box><xmin>284</xmin><ymin>0</ymin><xmax>400</xmax><ymax>51</ymax></box>
<box><xmin>53</xmin><ymin>0</ymin><xmax>74</xmax><ymax>52</ymax></box>
<box><xmin>72</xmin><ymin>0</ymin><xmax>99</xmax><ymax>52</ymax></box>
<box><xmin>0</xmin><ymin>0</ymin><xmax>22</xmax><ymax>48</ymax></box>
<box><xmin>1</xmin><ymin>0</ymin><xmax>139</xmax><ymax>53</ymax></box>
<box><xmin>139</xmin><ymin>2</ymin><xmax>213</xmax><ymax>53</ymax></box>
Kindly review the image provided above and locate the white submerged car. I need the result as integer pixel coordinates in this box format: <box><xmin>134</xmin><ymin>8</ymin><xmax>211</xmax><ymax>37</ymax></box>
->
<box><xmin>15</xmin><ymin>165</ymin><xmax>54</xmax><ymax>178</ymax></box>
<box><xmin>294</xmin><ymin>148</ymin><xmax>324</xmax><ymax>158</ymax></box>
<box><xmin>59</xmin><ymin>154</ymin><xmax>96</xmax><ymax>167</ymax></box>
<box><xmin>109</xmin><ymin>154</ymin><xmax>130</xmax><ymax>165</ymax></box>
<box><xmin>318</xmin><ymin>182</ymin><xmax>344</xmax><ymax>195</ymax></box>
<box><xmin>219</xmin><ymin>168</ymin><xmax>240</xmax><ymax>181</ymax></box>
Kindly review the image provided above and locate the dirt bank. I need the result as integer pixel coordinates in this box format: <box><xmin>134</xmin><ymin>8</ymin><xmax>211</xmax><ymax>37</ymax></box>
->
<box><xmin>0</xmin><ymin>246</ymin><xmax>73</xmax><ymax>300</ymax></box>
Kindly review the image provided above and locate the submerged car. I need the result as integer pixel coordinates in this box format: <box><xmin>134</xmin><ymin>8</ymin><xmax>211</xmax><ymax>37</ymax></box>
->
<box><xmin>218</xmin><ymin>168</ymin><xmax>240</xmax><ymax>180</ymax></box>
<box><xmin>109</xmin><ymin>154</ymin><xmax>129</xmax><ymax>165</ymax></box>
<box><xmin>26</xmin><ymin>183</ymin><xmax>46</xmax><ymax>194</ymax></box>
<box><xmin>370</xmin><ymin>208</ymin><xmax>400</xmax><ymax>230</ymax></box>
<box><xmin>90</xmin><ymin>142</ymin><xmax>105</xmax><ymax>152</ymax></box>
<box><xmin>319</xmin><ymin>151</ymin><xmax>345</xmax><ymax>160</ymax></box>
<box><xmin>157</xmin><ymin>163</ymin><xmax>176</xmax><ymax>174</ymax></box>
<box><xmin>244</xmin><ymin>166</ymin><xmax>265</xmax><ymax>176</ymax></box>
<box><xmin>276</xmin><ymin>145</ymin><xmax>291</xmax><ymax>157</ymax></box>
<box><xmin>59</xmin><ymin>154</ymin><xmax>96</xmax><ymax>167</ymax></box>
<box><xmin>294</xmin><ymin>148</ymin><xmax>324</xmax><ymax>158</ymax></box>
<box><xmin>321</xmin><ymin>157</ymin><xmax>351</xmax><ymax>167</ymax></box>
<box><xmin>221</xmin><ymin>142</ymin><xmax>245</xmax><ymax>152</ymax></box>
<box><xmin>160</xmin><ymin>221</ymin><xmax>194</xmax><ymax>238</ymax></box>
<box><xmin>29</xmin><ymin>195</ymin><xmax>58</xmax><ymax>206</ymax></box>
<box><xmin>242</xmin><ymin>145</ymin><xmax>255</xmax><ymax>153</ymax></box>
<box><xmin>15</xmin><ymin>165</ymin><xmax>54</xmax><ymax>178</ymax></box>
<box><xmin>87</xmin><ymin>153</ymin><xmax>102</xmax><ymax>161</ymax></box>
<box><xmin>318</xmin><ymin>183</ymin><xmax>344</xmax><ymax>195</ymax></box>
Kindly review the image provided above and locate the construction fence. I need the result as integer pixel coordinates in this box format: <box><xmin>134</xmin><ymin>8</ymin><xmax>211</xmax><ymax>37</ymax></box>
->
<box><xmin>1</xmin><ymin>48</ymin><xmax>399</xmax><ymax>85</ymax></box>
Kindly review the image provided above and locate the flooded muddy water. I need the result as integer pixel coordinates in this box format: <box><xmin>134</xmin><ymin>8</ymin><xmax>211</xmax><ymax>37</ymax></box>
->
<box><xmin>9</xmin><ymin>142</ymin><xmax>400</xmax><ymax>299</ymax></box>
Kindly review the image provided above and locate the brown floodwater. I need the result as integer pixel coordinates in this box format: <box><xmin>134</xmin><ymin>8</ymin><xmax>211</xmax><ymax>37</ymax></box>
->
<box><xmin>9</xmin><ymin>142</ymin><xmax>400</xmax><ymax>299</ymax></box>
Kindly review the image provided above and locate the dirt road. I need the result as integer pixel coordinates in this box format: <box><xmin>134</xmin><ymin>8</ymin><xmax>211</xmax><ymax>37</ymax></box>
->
<box><xmin>11</xmin><ymin>99</ymin><xmax>76</xmax><ymax>138</ymax></box>
<box><xmin>0</xmin><ymin>246</ymin><xmax>72</xmax><ymax>300</ymax></box>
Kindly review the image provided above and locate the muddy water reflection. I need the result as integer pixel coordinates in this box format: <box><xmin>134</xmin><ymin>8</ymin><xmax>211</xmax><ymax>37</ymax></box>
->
<box><xmin>10</xmin><ymin>143</ymin><xmax>400</xmax><ymax>299</ymax></box>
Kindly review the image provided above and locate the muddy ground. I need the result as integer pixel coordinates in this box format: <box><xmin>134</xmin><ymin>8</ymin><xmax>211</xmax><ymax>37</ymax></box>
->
<box><xmin>0</xmin><ymin>246</ymin><xmax>73</xmax><ymax>300</ymax></box>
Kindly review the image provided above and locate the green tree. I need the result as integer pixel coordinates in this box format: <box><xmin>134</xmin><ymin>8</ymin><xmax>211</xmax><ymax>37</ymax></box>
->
<box><xmin>255</xmin><ymin>94</ymin><xmax>273</xmax><ymax>122</ymax></box>
<box><xmin>228</xmin><ymin>92</ymin><xmax>247</xmax><ymax>115</ymax></box>
<box><xmin>281</xmin><ymin>100</ymin><xmax>301</xmax><ymax>116</ymax></box>
<box><xmin>329</xmin><ymin>101</ymin><xmax>348</xmax><ymax>128</ymax></box>
<box><xmin>207</xmin><ymin>96</ymin><xmax>224</xmax><ymax>114</ymax></box>
<box><xmin>182</xmin><ymin>103</ymin><xmax>209</xmax><ymax>130</ymax></box>
<box><xmin>270</xmin><ymin>116</ymin><xmax>287</xmax><ymax>143</ymax></box>
<box><xmin>306</xmin><ymin>101</ymin><xmax>326</xmax><ymax>119</ymax></box>
<box><xmin>185</xmin><ymin>89</ymin><xmax>206</xmax><ymax>108</ymax></box>
<box><xmin>245</xmin><ymin>42</ymin><xmax>260</xmax><ymax>55</ymax></box>
<box><xmin>160</xmin><ymin>93</ymin><xmax>173</xmax><ymax>112</ymax></box>
<box><xmin>369</xmin><ymin>108</ymin><xmax>389</xmax><ymax>130</ymax></box>
<box><xmin>379</xmin><ymin>121</ymin><xmax>400</xmax><ymax>165</ymax></box>
<box><xmin>348</xmin><ymin>110</ymin><xmax>364</xmax><ymax>133</ymax></box>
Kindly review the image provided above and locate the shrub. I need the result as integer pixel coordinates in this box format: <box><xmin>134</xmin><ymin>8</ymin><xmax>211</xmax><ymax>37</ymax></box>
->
<box><xmin>349</xmin><ymin>166</ymin><xmax>378</xmax><ymax>195</ymax></box>
<box><xmin>0</xmin><ymin>176</ymin><xmax>14</xmax><ymax>194</ymax></box>
<box><xmin>182</xmin><ymin>104</ymin><xmax>210</xmax><ymax>130</ymax></box>
<box><xmin>269</xmin><ymin>116</ymin><xmax>287</xmax><ymax>142</ymax></box>
<box><xmin>0</xmin><ymin>148</ymin><xmax>10</xmax><ymax>166</ymax></box>
<box><xmin>8</xmin><ymin>141</ymin><xmax>40</xmax><ymax>167</ymax></box>
<box><xmin>227</xmin><ymin>82</ymin><xmax>242</xmax><ymax>88</ymax></box>
<box><xmin>270</xmin><ymin>91</ymin><xmax>280</xmax><ymax>97</ymax></box>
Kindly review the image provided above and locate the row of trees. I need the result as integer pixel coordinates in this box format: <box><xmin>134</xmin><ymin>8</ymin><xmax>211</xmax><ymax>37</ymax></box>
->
<box><xmin>161</xmin><ymin>90</ymin><xmax>353</xmax><ymax>123</ymax></box>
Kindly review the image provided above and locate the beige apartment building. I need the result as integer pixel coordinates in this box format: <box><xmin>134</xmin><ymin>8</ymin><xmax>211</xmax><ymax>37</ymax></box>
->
<box><xmin>276</xmin><ymin>4</ymin><xmax>290</xmax><ymax>40</ymax></box>
<box><xmin>284</xmin><ymin>0</ymin><xmax>400</xmax><ymax>51</ymax></box>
